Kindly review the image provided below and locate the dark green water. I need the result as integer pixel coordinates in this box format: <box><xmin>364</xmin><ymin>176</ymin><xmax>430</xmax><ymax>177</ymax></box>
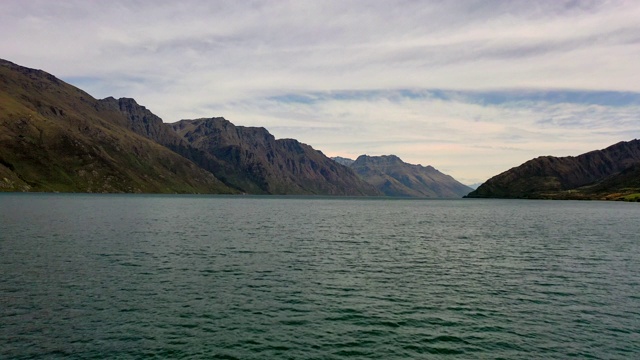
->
<box><xmin>1</xmin><ymin>194</ymin><xmax>639</xmax><ymax>359</ymax></box>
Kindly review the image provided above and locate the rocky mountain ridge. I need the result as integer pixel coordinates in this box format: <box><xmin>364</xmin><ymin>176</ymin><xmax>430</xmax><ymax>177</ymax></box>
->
<box><xmin>171</xmin><ymin>118</ymin><xmax>380</xmax><ymax>195</ymax></box>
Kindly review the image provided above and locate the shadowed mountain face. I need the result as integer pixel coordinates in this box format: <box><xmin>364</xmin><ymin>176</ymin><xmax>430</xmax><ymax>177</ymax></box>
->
<box><xmin>349</xmin><ymin>155</ymin><xmax>473</xmax><ymax>198</ymax></box>
<box><xmin>0</xmin><ymin>59</ymin><xmax>233</xmax><ymax>193</ymax></box>
<box><xmin>466</xmin><ymin>139</ymin><xmax>640</xmax><ymax>200</ymax></box>
<box><xmin>170</xmin><ymin>118</ymin><xmax>381</xmax><ymax>195</ymax></box>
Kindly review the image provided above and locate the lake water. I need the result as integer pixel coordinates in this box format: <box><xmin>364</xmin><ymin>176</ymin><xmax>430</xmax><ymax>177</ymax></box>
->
<box><xmin>1</xmin><ymin>194</ymin><xmax>639</xmax><ymax>359</ymax></box>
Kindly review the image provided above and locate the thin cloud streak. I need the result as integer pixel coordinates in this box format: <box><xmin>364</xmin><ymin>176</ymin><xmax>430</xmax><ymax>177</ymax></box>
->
<box><xmin>1</xmin><ymin>0</ymin><xmax>640</xmax><ymax>184</ymax></box>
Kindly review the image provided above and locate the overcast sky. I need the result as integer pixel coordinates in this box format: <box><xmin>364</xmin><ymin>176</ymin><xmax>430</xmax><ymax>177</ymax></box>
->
<box><xmin>2</xmin><ymin>0</ymin><xmax>640</xmax><ymax>184</ymax></box>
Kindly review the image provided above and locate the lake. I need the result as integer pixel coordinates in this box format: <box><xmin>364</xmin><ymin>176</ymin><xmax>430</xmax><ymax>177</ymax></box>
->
<box><xmin>1</xmin><ymin>194</ymin><xmax>639</xmax><ymax>359</ymax></box>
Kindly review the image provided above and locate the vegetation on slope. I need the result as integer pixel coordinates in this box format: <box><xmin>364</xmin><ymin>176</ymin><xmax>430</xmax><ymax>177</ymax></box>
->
<box><xmin>466</xmin><ymin>140</ymin><xmax>640</xmax><ymax>200</ymax></box>
<box><xmin>0</xmin><ymin>59</ymin><xmax>234</xmax><ymax>193</ymax></box>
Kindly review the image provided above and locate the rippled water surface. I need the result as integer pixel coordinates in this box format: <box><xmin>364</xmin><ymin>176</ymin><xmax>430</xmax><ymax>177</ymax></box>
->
<box><xmin>1</xmin><ymin>194</ymin><xmax>639</xmax><ymax>359</ymax></box>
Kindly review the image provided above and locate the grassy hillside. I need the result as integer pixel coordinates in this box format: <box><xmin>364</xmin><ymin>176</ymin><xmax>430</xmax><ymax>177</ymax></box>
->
<box><xmin>0</xmin><ymin>59</ymin><xmax>234</xmax><ymax>193</ymax></box>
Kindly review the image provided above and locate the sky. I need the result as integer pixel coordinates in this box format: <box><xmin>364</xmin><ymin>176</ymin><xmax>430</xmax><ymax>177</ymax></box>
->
<box><xmin>2</xmin><ymin>0</ymin><xmax>640</xmax><ymax>185</ymax></box>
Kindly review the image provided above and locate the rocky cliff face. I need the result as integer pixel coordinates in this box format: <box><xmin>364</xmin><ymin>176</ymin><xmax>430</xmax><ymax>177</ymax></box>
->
<box><xmin>466</xmin><ymin>139</ymin><xmax>640</xmax><ymax>199</ymax></box>
<box><xmin>97</xmin><ymin>97</ymin><xmax>186</xmax><ymax>147</ymax></box>
<box><xmin>349</xmin><ymin>155</ymin><xmax>473</xmax><ymax>198</ymax></box>
<box><xmin>171</xmin><ymin>118</ymin><xmax>381</xmax><ymax>195</ymax></box>
<box><xmin>0</xmin><ymin>59</ymin><xmax>233</xmax><ymax>193</ymax></box>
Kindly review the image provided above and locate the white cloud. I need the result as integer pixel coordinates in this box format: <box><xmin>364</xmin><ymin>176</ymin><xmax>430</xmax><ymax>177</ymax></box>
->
<box><xmin>1</xmin><ymin>0</ymin><xmax>640</xmax><ymax>184</ymax></box>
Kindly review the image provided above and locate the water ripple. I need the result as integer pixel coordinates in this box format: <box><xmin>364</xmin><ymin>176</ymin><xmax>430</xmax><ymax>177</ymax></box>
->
<box><xmin>1</xmin><ymin>194</ymin><xmax>639</xmax><ymax>359</ymax></box>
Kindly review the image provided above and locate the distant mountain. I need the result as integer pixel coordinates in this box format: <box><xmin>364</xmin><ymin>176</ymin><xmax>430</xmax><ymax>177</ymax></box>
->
<box><xmin>0</xmin><ymin>59</ymin><xmax>232</xmax><ymax>193</ymax></box>
<box><xmin>348</xmin><ymin>155</ymin><xmax>473</xmax><ymax>198</ymax></box>
<box><xmin>170</xmin><ymin>118</ymin><xmax>381</xmax><ymax>195</ymax></box>
<box><xmin>332</xmin><ymin>156</ymin><xmax>355</xmax><ymax>167</ymax></box>
<box><xmin>467</xmin><ymin>183</ymin><xmax>483</xmax><ymax>190</ymax></box>
<box><xmin>466</xmin><ymin>139</ymin><xmax>640</xmax><ymax>200</ymax></box>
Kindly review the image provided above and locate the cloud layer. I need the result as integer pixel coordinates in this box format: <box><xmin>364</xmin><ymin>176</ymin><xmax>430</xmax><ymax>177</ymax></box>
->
<box><xmin>2</xmin><ymin>0</ymin><xmax>640</xmax><ymax>183</ymax></box>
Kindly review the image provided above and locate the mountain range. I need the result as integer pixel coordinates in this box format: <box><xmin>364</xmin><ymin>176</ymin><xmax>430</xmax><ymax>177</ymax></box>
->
<box><xmin>2</xmin><ymin>58</ymin><xmax>637</xmax><ymax>200</ymax></box>
<box><xmin>170</xmin><ymin>118</ymin><xmax>379</xmax><ymax>195</ymax></box>
<box><xmin>0</xmin><ymin>59</ymin><xmax>465</xmax><ymax>197</ymax></box>
<box><xmin>98</xmin><ymin>96</ymin><xmax>379</xmax><ymax>195</ymax></box>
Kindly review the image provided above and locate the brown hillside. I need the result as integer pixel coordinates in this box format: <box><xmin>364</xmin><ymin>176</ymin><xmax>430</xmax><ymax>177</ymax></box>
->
<box><xmin>0</xmin><ymin>59</ymin><xmax>233</xmax><ymax>193</ymax></box>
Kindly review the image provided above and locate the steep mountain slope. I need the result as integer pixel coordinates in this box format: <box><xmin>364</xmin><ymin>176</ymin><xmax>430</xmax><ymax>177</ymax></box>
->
<box><xmin>171</xmin><ymin>118</ymin><xmax>381</xmax><ymax>195</ymax></box>
<box><xmin>0</xmin><ymin>59</ymin><xmax>233</xmax><ymax>193</ymax></box>
<box><xmin>349</xmin><ymin>155</ymin><xmax>473</xmax><ymax>198</ymax></box>
<box><xmin>97</xmin><ymin>97</ymin><xmax>249</xmax><ymax>193</ymax></box>
<box><xmin>466</xmin><ymin>139</ymin><xmax>640</xmax><ymax>199</ymax></box>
